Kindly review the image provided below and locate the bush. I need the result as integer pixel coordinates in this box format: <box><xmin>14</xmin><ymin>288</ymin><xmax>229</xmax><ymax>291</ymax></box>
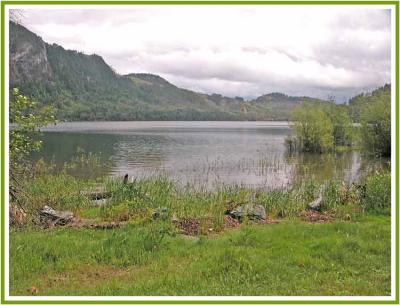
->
<box><xmin>362</xmin><ymin>171</ymin><xmax>391</xmax><ymax>214</ymax></box>
<box><xmin>325</xmin><ymin>103</ymin><xmax>354</xmax><ymax>147</ymax></box>
<box><xmin>291</xmin><ymin>102</ymin><xmax>334</xmax><ymax>153</ymax></box>
<box><xmin>360</xmin><ymin>95</ymin><xmax>391</xmax><ymax>157</ymax></box>
<box><xmin>9</xmin><ymin>88</ymin><xmax>56</xmax><ymax>202</ymax></box>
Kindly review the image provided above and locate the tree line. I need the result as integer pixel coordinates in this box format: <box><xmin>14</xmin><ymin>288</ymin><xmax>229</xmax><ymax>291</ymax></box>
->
<box><xmin>286</xmin><ymin>84</ymin><xmax>391</xmax><ymax>157</ymax></box>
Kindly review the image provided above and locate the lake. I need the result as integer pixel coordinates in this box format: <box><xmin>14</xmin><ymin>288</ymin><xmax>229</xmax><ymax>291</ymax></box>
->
<box><xmin>35</xmin><ymin>121</ymin><xmax>388</xmax><ymax>189</ymax></box>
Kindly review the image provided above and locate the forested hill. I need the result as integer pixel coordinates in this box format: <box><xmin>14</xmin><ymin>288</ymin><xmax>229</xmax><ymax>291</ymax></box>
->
<box><xmin>10</xmin><ymin>21</ymin><xmax>324</xmax><ymax>121</ymax></box>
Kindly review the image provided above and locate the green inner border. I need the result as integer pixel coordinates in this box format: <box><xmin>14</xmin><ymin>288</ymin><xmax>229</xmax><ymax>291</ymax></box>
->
<box><xmin>0</xmin><ymin>1</ymin><xmax>398</xmax><ymax>304</ymax></box>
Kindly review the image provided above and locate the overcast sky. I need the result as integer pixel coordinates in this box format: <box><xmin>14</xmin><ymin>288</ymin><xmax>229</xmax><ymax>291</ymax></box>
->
<box><xmin>15</xmin><ymin>6</ymin><xmax>391</xmax><ymax>101</ymax></box>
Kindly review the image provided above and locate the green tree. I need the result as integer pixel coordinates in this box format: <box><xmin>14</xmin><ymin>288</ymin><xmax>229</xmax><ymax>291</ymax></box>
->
<box><xmin>10</xmin><ymin>88</ymin><xmax>56</xmax><ymax>200</ymax></box>
<box><xmin>325</xmin><ymin>103</ymin><xmax>354</xmax><ymax>146</ymax></box>
<box><xmin>291</xmin><ymin>102</ymin><xmax>334</xmax><ymax>153</ymax></box>
<box><xmin>360</xmin><ymin>92</ymin><xmax>391</xmax><ymax>157</ymax></box>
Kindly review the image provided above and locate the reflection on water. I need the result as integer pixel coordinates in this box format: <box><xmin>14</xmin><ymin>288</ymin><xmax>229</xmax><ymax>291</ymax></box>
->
<box><xmin>34</xmin><ymin>121</ymin><xmax>389</xmax><ymax>189</ymax></box>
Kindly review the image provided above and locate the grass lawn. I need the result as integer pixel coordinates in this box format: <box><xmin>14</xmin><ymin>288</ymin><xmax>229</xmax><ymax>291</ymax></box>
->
<box><xmin>10</xmin><ymin>215</ymin><xmax>391</xmax><ymax>296</ymax></box>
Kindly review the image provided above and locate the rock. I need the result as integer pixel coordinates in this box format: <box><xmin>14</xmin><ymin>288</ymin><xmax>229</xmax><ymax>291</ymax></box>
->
<box><xmin>39</xmin><ymin>205</ymin><xmax>74</xmax><ymax>226</ymax></box>
<box><xmin>9</xmin><ymin>204</ymin><xmax>27</xmax><ymax>226</ymax></box>
<box><xmin>308</xmin><ymin>196</ymin><xmax>323</xmax><ymax>211</ymax></box>
<box><xmin>228</xmin><ymin>204</ymin><xmax>266</xmax><ymax>221</ymax></box>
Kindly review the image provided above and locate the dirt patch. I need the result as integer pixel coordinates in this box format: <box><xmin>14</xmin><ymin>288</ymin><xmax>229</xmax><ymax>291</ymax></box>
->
<box><xmin>173</xmin><ymin>218</ymin><xmax>200</xmax><ymax>236</ymax></box>
<box><xmin>40</xmin><ymin>266</ymin><xmax>132</xmax><ymax>293</ymax></box>
<box><xmin>224</xmin><ymin>215</ymin><xmax>240</xmax><ymax>229</ymax></box>
<box><xmin>300</xmin><ymin>210</ymin><xmax>335</xmax><ymax>223</ymax></box>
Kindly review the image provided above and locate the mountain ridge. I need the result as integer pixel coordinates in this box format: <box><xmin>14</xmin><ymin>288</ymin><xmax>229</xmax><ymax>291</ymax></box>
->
<box><xmin>10</xmin><ymin>21</ymin><xmax>326</xmax><ymax>121</ymax></box>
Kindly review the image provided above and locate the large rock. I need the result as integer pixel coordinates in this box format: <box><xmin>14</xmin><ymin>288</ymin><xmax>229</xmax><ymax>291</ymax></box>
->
<box><xmin>39</xmin><ymin>205</ymin><xmax>74</xmax><ymax>226</ymax></box>
<box><xmin>228</xmin><ymin>204</ymin><xmax>266</xmax><ymax>221</ymax></box>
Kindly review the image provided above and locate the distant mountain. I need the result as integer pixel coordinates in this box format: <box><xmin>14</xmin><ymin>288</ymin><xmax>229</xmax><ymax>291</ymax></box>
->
<box><xmin>10</xmin><ymin>21</ymin><xmax>324</xmax><ymax>121</ymax></box>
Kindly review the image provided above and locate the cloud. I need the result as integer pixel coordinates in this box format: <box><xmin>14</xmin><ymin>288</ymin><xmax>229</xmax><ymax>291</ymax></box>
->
<box><xmin>14</xmin><ymin>5</ymin><xmax>391</xmax><ymax>101</ymax></box>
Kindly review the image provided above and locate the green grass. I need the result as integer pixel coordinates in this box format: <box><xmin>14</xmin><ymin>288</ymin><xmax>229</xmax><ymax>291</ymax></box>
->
<box><xmin>9</xmin><ymin>169</ymin><xmax>391</xmax><ymax>296</ymax></box>
<box><xmin>10</xmin><ymin>215</ymin><xmax>390</xmax><ymax>296</ymax></box>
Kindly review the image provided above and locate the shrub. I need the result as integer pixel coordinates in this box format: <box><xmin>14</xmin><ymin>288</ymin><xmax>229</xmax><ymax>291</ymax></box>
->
<box><xmin>362</xmin><ymin>171</ymin><xmax>391</xmax><ymax>214</ymax></box>
<box><xmin>10</xmin><ymin>88</ymin><xmax>56</xmax><ymax>201</ymax></box>
<box><xmin>291</xmin><ymin>102</ymin><xmax>334</xmax><ymax>153</ymax></box>
<box><xmin>360</xmin><ymin>86</ymin><xmax>391</xmax><ymax>157</ymax></box>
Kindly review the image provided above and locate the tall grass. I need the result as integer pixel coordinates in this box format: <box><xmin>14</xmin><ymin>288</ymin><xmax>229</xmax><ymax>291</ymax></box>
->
<box><xmin>16</xmin><ymin>161</ymin><xmax>391</xmax><ymax>229</ymax></box>
<box><xmin>362</xmin><ymin>170</ymin><xmax>391</xmax><ymax>214</ymax></box>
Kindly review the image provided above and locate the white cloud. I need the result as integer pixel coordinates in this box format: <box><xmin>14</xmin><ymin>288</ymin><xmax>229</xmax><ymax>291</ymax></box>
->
<box><xmin>17</xmin><ymin>5</ymin><xmax>391</xmax><ymax>101</ymax></box>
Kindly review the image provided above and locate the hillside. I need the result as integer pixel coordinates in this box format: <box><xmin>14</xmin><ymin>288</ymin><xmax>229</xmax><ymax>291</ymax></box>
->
<box><xmin>10</xmin><ymin>21</ymin><xmax>322</xmax><ymax>121</ymax></box>
<box><xmin>348</xmin><ymin>84</ymin><xmax>391</xmax><ymax>122</ymax></box>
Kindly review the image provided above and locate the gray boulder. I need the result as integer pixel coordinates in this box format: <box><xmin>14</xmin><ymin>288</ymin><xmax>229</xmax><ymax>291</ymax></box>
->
<box><xmin>39</xmin><ymin>205</ymin><xmax>74</xmax><ymax>226</ymax></box>
<box><xmin>228</xmin><ymin>204</ymin><xmax>266</xmax><ymax>221</ymax></box>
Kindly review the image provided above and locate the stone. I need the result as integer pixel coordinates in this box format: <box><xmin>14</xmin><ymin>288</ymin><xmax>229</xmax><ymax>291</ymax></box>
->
<box><xmin>228</xmin><ymin>204</ymin><xmax>266</xmax><ymax>221</ymax></box>
<box><xmin>39</xmin><ymin>205</ymin><xmax>74</xmax><ymax>226</ymax></box>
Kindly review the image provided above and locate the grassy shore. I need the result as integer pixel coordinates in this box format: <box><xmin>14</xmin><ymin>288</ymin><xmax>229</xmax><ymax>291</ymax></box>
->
<box><xmin>9</xmin><ymin>169</ymin><xmax>391</xmax><ymax>296</ymax></box>
<box><xmin>10</xmin><ymin>215</ymin><xmax>390</xmax><ymax>296</ymax></box>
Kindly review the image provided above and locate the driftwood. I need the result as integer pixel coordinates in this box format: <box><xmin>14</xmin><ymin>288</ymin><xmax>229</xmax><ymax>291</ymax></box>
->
<box><xmin>81</xmin><ymin>187</ymin><xmax>112</xmax><ymax>200</ymax></box>
<box><xmin>39</xmin><ymin>205</ymin><xmax>74</xmax><ymax>226</ymax></box>
<box><xmin>82</xmin><ymin>174</ymin><xmax>130</xmax><ymax>201</ymax></box>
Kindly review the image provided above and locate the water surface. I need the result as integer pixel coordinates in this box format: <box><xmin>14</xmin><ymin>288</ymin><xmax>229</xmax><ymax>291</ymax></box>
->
<box><xmin>36</xmin><ymin>121</ymin><xmax>387</xmax><ymax>189</ymax></box>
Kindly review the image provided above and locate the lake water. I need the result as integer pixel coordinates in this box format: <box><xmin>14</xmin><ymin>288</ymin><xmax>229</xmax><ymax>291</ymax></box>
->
<box><xmin>35</xmin><ymin>121</ymin><xmax>388</xmax><ymax>189</ymax></box>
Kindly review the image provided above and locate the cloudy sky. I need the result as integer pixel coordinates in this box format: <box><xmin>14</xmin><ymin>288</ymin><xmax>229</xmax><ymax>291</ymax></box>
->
<box><xmin>15</xmin><ymin>6</ymin><xmax>391</xmax><ymax>101</ymax></box>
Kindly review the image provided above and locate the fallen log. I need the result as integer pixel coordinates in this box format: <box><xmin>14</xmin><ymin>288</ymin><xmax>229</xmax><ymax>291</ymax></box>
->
<box><xmin>80</xmin><ymin>187</ymin><xmax>112</xmax><ymax>200</ymax></box>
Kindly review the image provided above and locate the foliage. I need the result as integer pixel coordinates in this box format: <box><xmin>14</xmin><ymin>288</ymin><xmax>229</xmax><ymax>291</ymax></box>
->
<box><xmin>362</xmin><ymin>170</ymin><xmax>391</xmax><ymax>214</ymax></box>
<box><xmin>10</xmin><ymin>89</ymin><xmax>55</xmax><ymax>164</ymax></box>
<box><xmin>9</xmin><ymin>88</ymin><xmax>56</xmax><ymax>200</ymax></box>
<box><xmin>349</xmin><ymin>84</ymin><xmax>390</xmax><ymax>123</ymax></box>
<box><xmin>359</xmin><ymin>86</ymin><xmax>391</xmax><ymax>156</ymax></box>
<box><xmin>288</xmin><ymin>85</ymin><xmax>390</xmax><ymax>155</ymax></box>
<box><xmin>324</xmin><ymin>103</ymin><xmax>354</xmax><ymax>146</ymax></box>
<box><xmin>290</xmin><ymin>102</ymin><xmax>334</xmax><ymax>153</ymax></box>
